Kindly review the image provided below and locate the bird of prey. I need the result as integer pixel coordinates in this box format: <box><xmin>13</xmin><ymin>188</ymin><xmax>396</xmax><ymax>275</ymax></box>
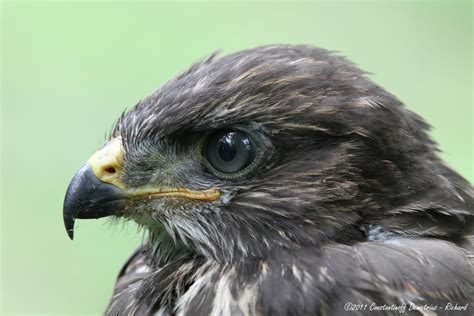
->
<box><xmin>63</xmin><ymin>45</ymin><xmax>473</xmax><ymax>315</ymax></box>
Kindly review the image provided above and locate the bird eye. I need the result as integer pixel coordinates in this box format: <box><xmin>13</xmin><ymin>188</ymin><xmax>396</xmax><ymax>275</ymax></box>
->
<box><xmin>205</xmin><ymin>130</ymin><xmax>257</xmax><ymax>175</ymax></box>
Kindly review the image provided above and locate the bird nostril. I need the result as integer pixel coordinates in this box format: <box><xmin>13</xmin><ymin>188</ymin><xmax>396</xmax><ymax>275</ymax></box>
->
<box><xmin>104</xmin><ymin>166</ymin><xmax>116</xmax><ymax>174</ymax></box>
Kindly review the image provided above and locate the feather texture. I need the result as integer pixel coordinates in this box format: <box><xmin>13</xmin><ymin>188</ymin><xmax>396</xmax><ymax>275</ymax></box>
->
<box><xmin>94</xmin><ymin>45</ymin><xmax>473</xmax><ymax>315</ymax></box>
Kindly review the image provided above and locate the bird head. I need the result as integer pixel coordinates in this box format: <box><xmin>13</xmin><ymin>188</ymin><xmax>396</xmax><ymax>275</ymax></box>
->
<box><xmin>64</xmin><ymin>45</ymin><xmax>473</xmax><ymax>263</ymax></box>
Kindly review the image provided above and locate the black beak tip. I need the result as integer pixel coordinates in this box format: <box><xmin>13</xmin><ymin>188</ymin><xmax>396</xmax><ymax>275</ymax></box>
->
<box><xmin>63</xmin><ymin>179</ymin><xmax>77</xmax><ymax>240</ymax></box>
<box><xmin>64</xmin><ymin>215</ymin><xmax>75</xmax><ymax>240</ymax></box>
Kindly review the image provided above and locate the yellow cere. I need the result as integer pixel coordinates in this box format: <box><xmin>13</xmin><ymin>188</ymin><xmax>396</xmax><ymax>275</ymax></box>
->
<box><xmin>87</xmin><ymin>137</ymin><xmax>126</xmax><ymax>190</ymax></box>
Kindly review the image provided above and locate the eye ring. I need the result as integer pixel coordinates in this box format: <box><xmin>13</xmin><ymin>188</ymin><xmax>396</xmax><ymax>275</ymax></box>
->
<box><xmin>202</xmin><ymin>129</ymin><xmax>261</xmax><ymax>179</ymax></box>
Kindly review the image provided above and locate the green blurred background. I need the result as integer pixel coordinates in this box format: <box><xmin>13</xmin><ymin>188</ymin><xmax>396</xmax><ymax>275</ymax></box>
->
<box><xmin>1</xmin><ymin>1</ymin><xmax>472</xmax><ymax>315</ymax></box>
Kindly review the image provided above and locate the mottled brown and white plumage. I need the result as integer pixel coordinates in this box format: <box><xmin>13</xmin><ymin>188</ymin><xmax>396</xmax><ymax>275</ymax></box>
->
<box><xmin>64</xmin><ymin>45</ymin><xmax>473</xmax><ymax>315</ymax></box>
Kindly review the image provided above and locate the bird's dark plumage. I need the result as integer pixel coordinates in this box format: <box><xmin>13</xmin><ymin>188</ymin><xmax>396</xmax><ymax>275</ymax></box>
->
<box><xmin>64</xmin><ymin>45</ymin><xmax>473</xmax><ymax>315</ymax></box>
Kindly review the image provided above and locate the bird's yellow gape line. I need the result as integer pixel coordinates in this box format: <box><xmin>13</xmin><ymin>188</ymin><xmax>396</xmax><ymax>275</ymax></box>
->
<box><xmin>87</xmin><ymin>137</ymin><xmax>221</xmax><ymax>201</ymax></box>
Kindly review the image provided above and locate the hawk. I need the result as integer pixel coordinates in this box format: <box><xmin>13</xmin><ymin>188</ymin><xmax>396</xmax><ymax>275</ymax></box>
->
<box><xmin>63</xmin><ymin>45</ymin><xmax>473</xmax><ymax>315</ymax></box>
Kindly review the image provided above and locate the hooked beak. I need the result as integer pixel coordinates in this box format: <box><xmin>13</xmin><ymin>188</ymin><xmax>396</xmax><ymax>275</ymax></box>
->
<box><xmin>63</xmin><ymin>164</ymin><xmax>125</xmax><ymax>240</ymax></box>
<box><xmin>63</xmin><ymin>138</ymin><xmax>126</xmax><ymax>240</ymax></box>
<box><xmin>63</xmin><ymin>137</ymin><xmax>221</xmax><ymax>240</ymax></box>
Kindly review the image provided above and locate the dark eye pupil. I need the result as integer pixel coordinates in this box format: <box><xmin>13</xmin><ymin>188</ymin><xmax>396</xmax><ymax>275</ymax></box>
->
<box><xmin>218</xmin><ymin>134</ymin><xmax>237</xmax><ymax>162</ymax></box>
<box><xmin>206</xmin><ymin>130</ymin><xmax>257</xmax><ymax>175</ymax></box>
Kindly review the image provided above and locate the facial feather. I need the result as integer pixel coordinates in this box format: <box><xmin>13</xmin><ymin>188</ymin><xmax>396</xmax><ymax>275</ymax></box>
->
<box><xmin>106</xmin><ymin>45</ymin><xmax>473</xmax><ymax>265</ymax></box>
<box><xmin>83</xmin><ymin>44</ymin><xmax>474</xmax><ymax>315</ymax></box>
